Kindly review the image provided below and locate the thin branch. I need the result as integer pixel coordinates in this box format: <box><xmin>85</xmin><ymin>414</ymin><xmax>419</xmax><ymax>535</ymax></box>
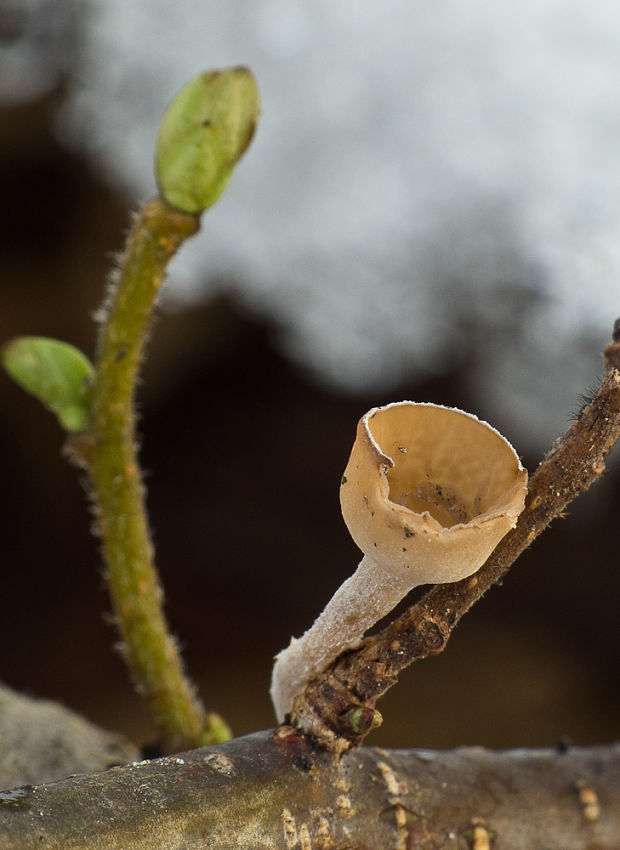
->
<box><xmin>69</xmin><ymin>198</ymin><xmax>230</xmax><ymax>752</ymax></box>
<box><xmin>293</xmin><ymin>324</ymin><xmax>620</xmax><ymax>751</ymax></box>
<box><xmin>1</xmin><ymin>731</ymin><xmax>619</xmax><ymax>849</ymax></box>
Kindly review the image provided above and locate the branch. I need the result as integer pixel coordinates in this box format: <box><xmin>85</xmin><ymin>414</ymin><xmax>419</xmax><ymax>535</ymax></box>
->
<box><xmin>293</xmin><ymin>324</ymin><xmax>620</xmax><ymax>751</ymax></box>
<box><xmin>1</xmin><ymin>731</ymin><xmax>619</xmax><ymax>849</ymax></box>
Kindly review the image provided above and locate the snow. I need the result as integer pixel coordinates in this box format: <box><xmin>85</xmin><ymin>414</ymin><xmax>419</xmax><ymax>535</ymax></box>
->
<box><xmin>45</xmin><ymin>0</ymin><xmax>620</xmax><ymax>446</ymax></box>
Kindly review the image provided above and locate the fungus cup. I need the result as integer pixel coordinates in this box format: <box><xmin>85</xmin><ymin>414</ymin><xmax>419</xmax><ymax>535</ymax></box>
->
<box><xmin>270</xmin><ymin>401</ymin><xmax>528</xmax><ymax>723</ymax></box>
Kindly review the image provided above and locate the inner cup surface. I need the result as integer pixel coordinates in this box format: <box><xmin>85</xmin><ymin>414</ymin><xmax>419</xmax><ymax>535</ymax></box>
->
<box><xmin>367</xmin><ymin>404</ymin><xmax>521</xmax><ymax>529</ymax></box>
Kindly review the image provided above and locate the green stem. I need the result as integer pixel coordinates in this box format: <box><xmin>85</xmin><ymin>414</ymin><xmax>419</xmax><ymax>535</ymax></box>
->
<box><xmin>83</xmin><ymin>197</ymin><xmax>230</xmax><ymax>752</ymax></box>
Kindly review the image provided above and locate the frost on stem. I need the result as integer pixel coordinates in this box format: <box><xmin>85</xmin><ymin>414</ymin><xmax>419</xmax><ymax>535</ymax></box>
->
<box><xmin>271</xmin><ymin>401</ymin><xmax>528</xmax><ymax>723</ymax></box>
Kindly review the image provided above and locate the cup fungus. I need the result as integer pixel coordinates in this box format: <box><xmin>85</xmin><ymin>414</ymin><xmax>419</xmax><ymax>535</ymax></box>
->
<box><xmin>270</xmin><ymin>401</ymin><xmax>528</xmax><ymax>723</ymax></box>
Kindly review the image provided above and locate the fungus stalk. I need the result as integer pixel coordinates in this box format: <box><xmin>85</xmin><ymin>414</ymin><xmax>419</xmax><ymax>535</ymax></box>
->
<box><xmin>271</xmin><ymin>556</ymin><xmax>413</xmax><ymax>724</ymax></box>
<box><xmin>271</xmin><ymin>402</ymin><xmax>527</xmax><ymax>723</ymax></box>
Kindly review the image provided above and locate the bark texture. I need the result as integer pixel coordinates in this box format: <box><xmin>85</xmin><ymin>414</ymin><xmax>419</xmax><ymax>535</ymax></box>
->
<box><xmin>1</xmin><ymin>729</ymin><xmax>619</xmax><ymax>849</ymax></box>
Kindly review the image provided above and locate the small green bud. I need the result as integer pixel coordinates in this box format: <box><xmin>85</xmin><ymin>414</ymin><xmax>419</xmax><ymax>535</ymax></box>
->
<box><xmin>155</xmin><ymin>66</ymin><xmax>260</xmax><ymax>214</ymax></box>
<box><xmin>197</xmin><ymin>712</ymin><xmax>233</xmax><ymax>746</ymax></box>
<box><xmin>340</xmin><ymin>706</ymin><xmax>383</xmax><ymax>736</ymax></box>
<box><xmin>2</xmin><ymin>336</ymin><xmax>95</xmax><ymax>433</ymax></box>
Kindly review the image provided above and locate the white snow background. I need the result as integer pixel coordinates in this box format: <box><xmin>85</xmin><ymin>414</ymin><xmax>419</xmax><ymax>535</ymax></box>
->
<box><xmin>5</xmin><ymin>0</ymin><xmax>620</xmax><ymax>449</ymax></box>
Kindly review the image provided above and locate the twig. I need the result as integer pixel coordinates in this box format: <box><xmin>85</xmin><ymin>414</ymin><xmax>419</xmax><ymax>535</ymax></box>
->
<box><xmin>1</xmin><ymin>731</ymin><xmax>620</xmax><ymax>849</ymax></box>
<box><xmin>293</xmin><ymin>322</ymin><xmax>620</xmax><ymax>751</ymax></box>
<box><xmin>70</xmin><ymin>198</ymin><xmax>230</xmax><ymax>752</ymax></box>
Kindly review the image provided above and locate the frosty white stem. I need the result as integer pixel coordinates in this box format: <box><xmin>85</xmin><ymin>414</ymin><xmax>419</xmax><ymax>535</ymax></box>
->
<box><xmin>270</xmin><ymin>554</ymin><xmax>415</xmax><ymax>723</ymax></box>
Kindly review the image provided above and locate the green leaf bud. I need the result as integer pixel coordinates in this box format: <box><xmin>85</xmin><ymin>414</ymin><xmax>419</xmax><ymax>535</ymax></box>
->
<box><xmin>155</xmin><ymin>66</ymin><xmax>260</xmax><ymax>214</ymax></box>
<box><xmin>2</xmin><ymin>336</ymin><xmax>95</xmax><ymax>433</ymax></box>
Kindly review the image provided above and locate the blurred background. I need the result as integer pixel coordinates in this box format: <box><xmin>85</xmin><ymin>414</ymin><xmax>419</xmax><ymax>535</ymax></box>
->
<box><xmin>0</xmin><ymin>0</ymin><xmax>618</xmax><ymax>753</ymax></box>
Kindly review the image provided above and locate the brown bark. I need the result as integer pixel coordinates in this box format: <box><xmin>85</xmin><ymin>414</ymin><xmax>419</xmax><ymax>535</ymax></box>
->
<box><xmin>1</xmin><ymin>730</ymin><xmax>619</xmax><ymax>849</ymax></box>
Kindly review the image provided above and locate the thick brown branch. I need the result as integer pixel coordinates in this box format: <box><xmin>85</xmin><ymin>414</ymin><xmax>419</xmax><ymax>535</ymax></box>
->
<box><xmin>1</xmin><ymin>732</ymin><xmax>619</xmax><ymax>849</ymax></box>
<box><xmin>293</xmin><ymin>331</ymin><xmax>620</xmax><ymax>751</ymax></box>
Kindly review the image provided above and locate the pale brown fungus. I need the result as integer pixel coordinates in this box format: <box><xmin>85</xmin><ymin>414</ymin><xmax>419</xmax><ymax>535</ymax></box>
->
<box><xmin>270</xmin><ymin>401</ymin><xmax>527</xmax><ymax>722</ymax></box>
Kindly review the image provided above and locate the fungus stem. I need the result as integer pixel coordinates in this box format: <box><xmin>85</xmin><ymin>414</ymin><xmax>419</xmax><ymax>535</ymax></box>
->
<box><xmin>271</xmin><ymin>555</ymin><xmax>412</xmax><ymax>722</ymax></box>
<box><xmin>72</xmin><ymin>198</ymin><xmax>230</xmax><ymax>752</ymax></box>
